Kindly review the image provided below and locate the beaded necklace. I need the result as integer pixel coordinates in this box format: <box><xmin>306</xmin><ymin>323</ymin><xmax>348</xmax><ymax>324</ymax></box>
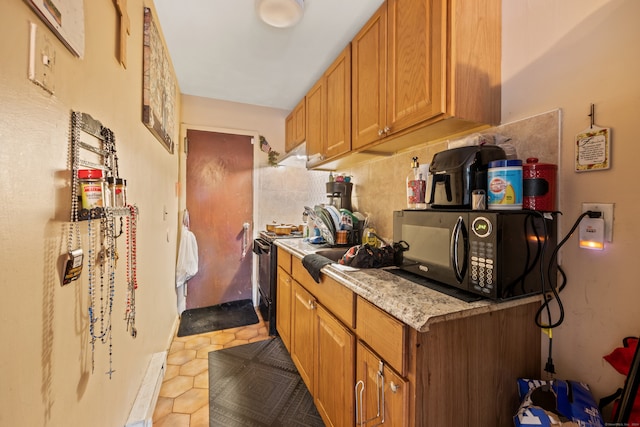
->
<box><xmin>125</xmin><ymin>204</ymin><xmax>138</xmax><ymax>337</ymax></box>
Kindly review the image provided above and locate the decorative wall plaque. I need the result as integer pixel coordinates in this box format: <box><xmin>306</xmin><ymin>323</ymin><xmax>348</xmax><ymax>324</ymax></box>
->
<box><xmin>25</xmin><ymin>0</ymin><xmax>85</xmax><ymax>58</ymax></box>
<box><xmin>142</xmin><ymin>7</ymin><xmax>176</xmax><ymax>154</ymax></box>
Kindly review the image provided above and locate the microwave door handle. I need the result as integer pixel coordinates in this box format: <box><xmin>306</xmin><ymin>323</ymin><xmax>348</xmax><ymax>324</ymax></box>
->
<box><xmin>450</xmin><ymin>216</ymin><xmax>467</xmax><ymax>283</ymax></box>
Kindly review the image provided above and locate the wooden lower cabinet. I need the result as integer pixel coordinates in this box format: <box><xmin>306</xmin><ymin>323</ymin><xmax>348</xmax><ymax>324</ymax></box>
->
<box><xmin>282</xmin><ymin>252</ymin><xmax>541</xmax><ymax>427</ymax></box>
<box><xmin>290</xmin><ymin>281</ymin><xmax>315</xmax><ymax>390</ymax></box>
<box><xmin>275</xmin><ymin>267</ymin><xmax>292</xmax><ymax>351</ymax></box>
<box><xmin>315</xmin><ymin>305</ymin><xmax>355</xmax><ymax>427</ymax></box>
<box><xmin>356</xmin><ymin>341</ymin><xmax>408</xmax><ymax>427</ymax></box>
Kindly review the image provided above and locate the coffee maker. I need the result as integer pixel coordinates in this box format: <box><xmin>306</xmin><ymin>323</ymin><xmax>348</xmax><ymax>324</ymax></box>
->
<box><xmin>326</xmin><ymin>181</ymin><xmax>353</xmax><ymax>211</ymax></box>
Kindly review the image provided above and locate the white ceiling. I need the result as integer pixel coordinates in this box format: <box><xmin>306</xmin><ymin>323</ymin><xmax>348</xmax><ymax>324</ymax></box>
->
<box><xmin>153</xmin><ymin>0</ymin><xmax>385</xmax><ymax>111</ymax></box>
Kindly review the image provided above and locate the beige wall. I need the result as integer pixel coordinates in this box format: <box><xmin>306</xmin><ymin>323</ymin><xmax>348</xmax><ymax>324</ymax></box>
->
<box><xmin>0</xmin><ymin>1</ymin><xmax>180</xmax><ymax>426</ymax></box>
<box><xmin>502</xmin><ymin>0</ymin><xmax>640</xmax><ymax>402</ymax></box>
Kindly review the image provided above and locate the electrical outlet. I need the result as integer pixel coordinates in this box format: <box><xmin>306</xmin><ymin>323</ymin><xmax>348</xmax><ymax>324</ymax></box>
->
<box><xmin>28</xmin><ymin>22</ymin><xmax>56</xmax><ymax>94</ymax></box>
<box><xmin>582</xmin><ymin>203</ymin><xmax>614</xmax><ymax>242</ymax></box>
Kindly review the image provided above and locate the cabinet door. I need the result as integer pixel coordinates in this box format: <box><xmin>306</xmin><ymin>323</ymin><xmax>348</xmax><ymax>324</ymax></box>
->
<box><xmin>291</xmin><ymin>281</ymin><xmax>316</xmax><ymax>391</ymax></box>
<box><xmin>356</xmin><ymin>342</ymin><xmax>409</xmax><ymax>427</ymax></box>
<box><xmin>305</xmin><ymin>78</ymin><xmax>324</xmax><ymax>162</ymax></box>
<box><xmin>294</xmin><ymin>98</ymin><xmax>306</xmax><ymax>144</ymax></box>
<box><xmin>315</xmin><ymin>305</ymin><xmax>355</xmax><ymax>427</ymax></box>
<box><xmin>276</xmin><ymin>267</ymin><xmax>292</xmax><ymax>351</ymax></box>
<box><xmin>324</xmin><ymin>45</ymin><xmax>351</xmax><ymax>160</ymax></box>
<box><xmin>285</xmin><ymin>111</ymin><xmax>295</xmax><ymax>152</ymax></box>
<box><xmin>386</xmin><ymin>0</ymin><xmax>445</xmax><ymax>133</ymax></box>
<box><xmin>351</xmin><ymin>3</ymin><xmax>387</xmax><ymax>150</ymax></box>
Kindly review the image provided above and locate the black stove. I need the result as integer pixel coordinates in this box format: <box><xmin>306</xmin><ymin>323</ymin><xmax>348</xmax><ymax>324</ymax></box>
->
<box><xmin>253</xmin><ymin>231</ymin><xmax>302</xmax><ymax>336</ymax></box>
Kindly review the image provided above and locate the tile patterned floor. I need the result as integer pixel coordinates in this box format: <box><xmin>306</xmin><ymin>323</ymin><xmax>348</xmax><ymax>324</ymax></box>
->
<box><xmin>152</xmin><ymin>310</ymin><xmax>270</xmax><ymax>427</ymax></box>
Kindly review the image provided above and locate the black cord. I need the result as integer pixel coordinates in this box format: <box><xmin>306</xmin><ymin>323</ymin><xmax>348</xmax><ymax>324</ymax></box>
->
<box><xmin>535</xmin><ymin>210</ymin><xmax>592</xmax><ymax>329</ymax></box>
<box><xmin>536</xmin><ymin>210</ymin><xmax>600</xmax><ymax>374</ymax></box>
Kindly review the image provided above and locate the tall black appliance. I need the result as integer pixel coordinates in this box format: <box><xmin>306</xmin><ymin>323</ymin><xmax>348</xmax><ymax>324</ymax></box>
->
<box><xmin>252</xmin><ymin>231</ymin><xmax>302</xmax><ymax>336</ymax></box>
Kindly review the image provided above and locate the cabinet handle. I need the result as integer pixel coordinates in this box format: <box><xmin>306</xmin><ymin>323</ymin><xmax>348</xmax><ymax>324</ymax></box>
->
<box><xmin>390</xmin><ymin>381</ymin><xmax>399</xmax><ymax>393</ymax></box>
<box><xmin>376</xmin><ymin>363</ymin><xmax>385</xmax><ymax>426</ymax></box>
<box><xmin>355</xmin><ymin>380</ymin><xmax>365</xmax><ymax>426</ymax></box>
<box><xmin>383</xmin><ymin>126</ymin><xmax>390</xmax><ymax>134</ymax></box>
<box><xmin>308</xmin><ymin>299</ymin><xmax>316</xmax><ymax>310</ymax></box>
<box><xmin>377</xmin><ymin>129</ymin><xmax>384</xmax><ymax>136</ymax></box>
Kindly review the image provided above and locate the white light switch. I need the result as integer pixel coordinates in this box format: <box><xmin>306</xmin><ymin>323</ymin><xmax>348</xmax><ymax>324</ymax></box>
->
<box><xmin>28</xmin><ymin>22</ymin><xmax>56</xmax><ymax>94</ymax></box>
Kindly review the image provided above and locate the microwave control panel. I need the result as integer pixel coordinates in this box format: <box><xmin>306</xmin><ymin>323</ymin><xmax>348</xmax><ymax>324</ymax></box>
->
<box><xmin>469</xmin><ymin>216</ymin><xmax>496</xmax><ymax>296</ymax></box>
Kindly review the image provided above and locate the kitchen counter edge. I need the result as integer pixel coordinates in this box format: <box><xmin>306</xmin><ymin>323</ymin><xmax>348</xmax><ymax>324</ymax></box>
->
<box><xmin>274</xmin><ymin>239</ymin><xmax>542</xmax><ymax>333</ymax></box>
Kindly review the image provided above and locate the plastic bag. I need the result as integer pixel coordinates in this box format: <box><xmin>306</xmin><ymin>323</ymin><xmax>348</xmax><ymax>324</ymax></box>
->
<box><xmin>339</xmin><ymin>241</ymin><xmax>409</xmax><ymax>269</ymax></box>
<box><xmin>514</xmin><ymin>378</ymin><xmax>604</xmax><ymax>427</ymax></box>
<box><xmin>176</xmin><ymin>225</ymin><xmax>198</xmax><ymax>288</ymax></box>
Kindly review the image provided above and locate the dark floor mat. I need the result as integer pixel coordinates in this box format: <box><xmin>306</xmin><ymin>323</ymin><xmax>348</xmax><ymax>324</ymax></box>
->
<box><xmin>209</xmin><ymin>338</ymin><xmax>325</xmax><ymax>427</ymax></box>
<box><xmin>177</xmin><ymin>299</ymin><xmax>259</xmax><ymax>337</ymax></box>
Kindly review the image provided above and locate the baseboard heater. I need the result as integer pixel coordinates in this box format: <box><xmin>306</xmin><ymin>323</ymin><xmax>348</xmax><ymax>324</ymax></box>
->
<box><xmin>125</xmin><ymin>351</ymin><xmax>167</xmax><ymax>427</ymax></box>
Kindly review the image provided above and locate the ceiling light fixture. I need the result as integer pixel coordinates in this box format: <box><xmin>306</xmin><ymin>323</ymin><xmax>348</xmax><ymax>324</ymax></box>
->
<box><xmin>256</xmin><ymin>0</ymin><xmax>305</xmax><ymax>28</ymax></box>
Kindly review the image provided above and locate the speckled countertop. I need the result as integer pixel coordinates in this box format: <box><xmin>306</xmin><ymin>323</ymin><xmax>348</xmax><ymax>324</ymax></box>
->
<box><xmin>275</xmin><ymin>238</ymin><xmax>541</xmax><ymax>333</ymax></box>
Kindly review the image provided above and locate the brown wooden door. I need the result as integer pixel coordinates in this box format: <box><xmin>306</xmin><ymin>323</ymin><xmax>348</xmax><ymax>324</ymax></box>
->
<box><xmin>185</xmin><ymin>130</ymin><xmax>253</xmax><ymax>309</ymax></box>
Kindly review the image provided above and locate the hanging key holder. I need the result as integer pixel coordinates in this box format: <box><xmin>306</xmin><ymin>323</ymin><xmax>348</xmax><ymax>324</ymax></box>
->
<box><xmin>575</xmin><ymin>103</ymin><xmax>612</xmax><ymax>172</ymax></box>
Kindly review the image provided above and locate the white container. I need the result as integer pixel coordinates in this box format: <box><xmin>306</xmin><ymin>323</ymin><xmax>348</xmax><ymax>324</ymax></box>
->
<box><xmin>487</xmin><ymin>159</ymin><xmax>522</xmax><ymax>209</ymax></box>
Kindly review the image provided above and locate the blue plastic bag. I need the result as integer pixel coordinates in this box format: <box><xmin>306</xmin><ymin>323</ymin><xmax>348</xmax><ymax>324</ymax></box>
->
<box><xmin>514</xmin><ymin>379</ymin><xmax>604</xmax><ymax>427</ymax></box>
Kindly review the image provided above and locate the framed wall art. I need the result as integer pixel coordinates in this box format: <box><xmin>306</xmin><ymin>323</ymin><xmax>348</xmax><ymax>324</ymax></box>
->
<box><xmin>25</xmin><ymin>0</ymin><xmax>85</xmax><ymax>58</ymax></box>
<box><xmin>142</xmin><ymin>7</ymin><xmax>176</xmax><ymax>154</ymax></box>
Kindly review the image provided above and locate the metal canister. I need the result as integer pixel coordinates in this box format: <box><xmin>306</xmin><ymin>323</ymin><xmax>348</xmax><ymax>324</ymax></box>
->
<box><xmin>78</xmin><ymin>169</ymin><xmax>105</xmax><ymax>209</ymax></box>
<box><xmin>523</xmin><ymin>158</ymin><xmax>557</xmax><ymax>211</ymax></box>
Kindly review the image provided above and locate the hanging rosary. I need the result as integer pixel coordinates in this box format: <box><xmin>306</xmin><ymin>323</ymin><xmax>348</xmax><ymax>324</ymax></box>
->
<box><xmin>124</xmin><ymin>204</ymin><xmax>138</xmax><ymax>338</ymax></box>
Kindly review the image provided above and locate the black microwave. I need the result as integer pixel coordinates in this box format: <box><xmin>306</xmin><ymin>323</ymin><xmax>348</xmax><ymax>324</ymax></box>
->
<box><xmin>393</xmin><ymin>209</ymin><xmax>558</xmax><ymax>300</ymax></box>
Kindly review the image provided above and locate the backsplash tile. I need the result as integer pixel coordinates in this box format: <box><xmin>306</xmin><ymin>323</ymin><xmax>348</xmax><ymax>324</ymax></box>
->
<box><xmin>258</xmin><ymin>110</ymin><xmax>560</xmax><ymax>241</ymax></box>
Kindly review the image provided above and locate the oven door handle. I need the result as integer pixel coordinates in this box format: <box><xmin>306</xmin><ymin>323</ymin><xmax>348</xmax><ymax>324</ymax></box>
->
<box><xmin>450</xmin><ymin>216</ymin><xmax>468</xmax><ymax>283</ymax></box>
<box><xmin>253</xmin><ymin>238</ymin><xmax>271</xmax><ymax>255</ymax></box>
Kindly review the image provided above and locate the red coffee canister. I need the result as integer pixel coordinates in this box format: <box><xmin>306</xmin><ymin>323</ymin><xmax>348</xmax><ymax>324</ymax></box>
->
<box><xmin>522</xmin><ymin>158</ymin><xmax>557</xmax><ymax>211</ymax></box>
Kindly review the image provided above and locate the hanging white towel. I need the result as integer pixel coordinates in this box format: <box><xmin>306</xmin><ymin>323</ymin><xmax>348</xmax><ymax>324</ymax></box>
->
<box><xmin>176</xmin><ymin>224</ymin><xmax>198</xmax><ymax>288</ymax></box>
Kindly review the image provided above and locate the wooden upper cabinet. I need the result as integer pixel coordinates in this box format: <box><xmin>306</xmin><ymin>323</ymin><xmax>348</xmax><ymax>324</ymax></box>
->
<box><xmin>294</xmin><ymin>99</ymin><xmax>306</xmax><ymax>145</ymax></box>
<box><xmin>351</xmin><ymin>3</ymin><xmax>388</xmax><ymax>150</ymax></box>
<box><xmin>305</xmin><ymin>78</ymin><xmax>324</xmax><ymax>161</ymax></box>
<box><xmin>285</xmin><ymin>98</ymin><xmax>306</xmax><ymax>152</ymax></box>
<box><xmin>323</xmin><ymin>45</ymin><xmax>351</xmax><ymax>160</ymax></box>
<box><xmin>305</xmin><ymin>45</ymin><xmax>351</xmax><ymax>167</ymax></box>
<box><xmin>350</xmin><ymin>0</ymin><xmax>501</xmax><ymax>157</ymax></box>
<box><xmin>352</xmin><ymin>0</ymin><xmax>444</xmax><ymax>149</ymax></box>
<box><xmin>285</xmin><ymin>112</ymin><xmax>295</xmax><ymax>152</ymax></box>
<box><xmin>387</xmin><ymin>0</ymin><xmax>445</xmax><ymax>133</ymax></box>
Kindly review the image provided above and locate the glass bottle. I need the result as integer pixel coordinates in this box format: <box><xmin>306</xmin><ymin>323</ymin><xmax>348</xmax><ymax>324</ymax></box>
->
<box><xmin>406</xmin><ymin>157</ymin><xmax>427</xmax><ymax>209</ymax></box>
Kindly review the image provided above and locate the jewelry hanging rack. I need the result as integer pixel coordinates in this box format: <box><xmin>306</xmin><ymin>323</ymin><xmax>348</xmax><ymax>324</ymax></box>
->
<box><xmin>69</xmin><ymin>110</ymin><xmax>140</xmax><ymax>378</ymax></box>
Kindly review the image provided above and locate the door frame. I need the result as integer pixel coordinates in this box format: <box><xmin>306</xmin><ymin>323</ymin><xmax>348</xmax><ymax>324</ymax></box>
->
<box><xmin>178</xmin><ymin>123</ymin><xmax>262</xmax><ymax>307</ymax></box>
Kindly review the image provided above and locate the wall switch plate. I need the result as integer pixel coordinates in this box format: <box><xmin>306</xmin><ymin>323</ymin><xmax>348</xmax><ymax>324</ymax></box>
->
<box><xmin>582</xmin><ymin>203</ymin><xmax>614</xmax><ymax>242</ymax></box>
<box><xmin>28</xmin><ymin>22</ymin><xmax>56</xmax><ymax>94</ymax></box>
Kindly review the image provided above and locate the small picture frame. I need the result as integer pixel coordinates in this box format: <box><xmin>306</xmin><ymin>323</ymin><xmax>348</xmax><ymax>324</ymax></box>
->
<box><xmin>575</xmin><ymin>126</ymin><xmax>611</xmax><ymax>172</ymax></box>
